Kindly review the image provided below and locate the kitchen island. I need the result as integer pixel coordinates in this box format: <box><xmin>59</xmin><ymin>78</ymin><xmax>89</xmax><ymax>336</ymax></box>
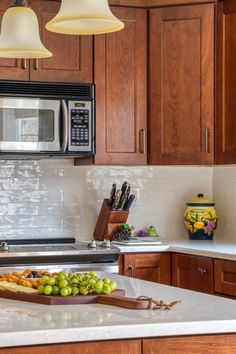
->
<box><xmin>0</xmin><ymin>272</ymin><xmax>235</xmax><ymax>353</ymax></box>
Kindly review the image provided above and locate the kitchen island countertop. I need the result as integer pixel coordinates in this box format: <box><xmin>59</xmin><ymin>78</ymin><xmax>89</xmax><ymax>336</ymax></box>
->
<box><xmin>0</xmin><ymin>272</ymin><xmax>236</xmax><ymax>348</ymax></box>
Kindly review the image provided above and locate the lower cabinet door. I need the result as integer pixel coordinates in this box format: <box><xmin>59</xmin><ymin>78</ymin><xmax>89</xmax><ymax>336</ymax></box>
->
<box><xmin>172</xmin><ymin>253</ymin><xmax>213</xmax><ymax>294</ymax></box>
<box><xmin>123</xmin><ymin>253</ymin><xmax>171</xmax><ymax>285</ymax></box>
<box><xmin>0</xmin><ymin>340</ymin><xmax>141</xmax><ymax>354</ymax></box>
<box><xmin>142</xmin><ymin>335</ymin><xmax>236</xmax><ymax>354</ymax></box>
<box><xmin>214</xmin><ymin>259</ymin><xmax>236</xmax><ymax>297</ymax></box>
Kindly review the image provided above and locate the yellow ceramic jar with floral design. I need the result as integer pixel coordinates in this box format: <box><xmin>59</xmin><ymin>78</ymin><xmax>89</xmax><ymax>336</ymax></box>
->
<box><xmin>184</xmin><ymin>194</ymin><xmax>217</xmax><ymax>240</ymax></box>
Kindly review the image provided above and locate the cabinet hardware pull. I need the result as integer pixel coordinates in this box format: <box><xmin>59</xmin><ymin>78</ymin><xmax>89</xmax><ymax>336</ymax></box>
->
<box><xmin>61</xmin><ymin>99</ymin><xmax>68</xmax><ymax>152</ymax></box>
<box><xmin>128</xmin><ymin>265</ymin><xmax>136</xmax><ymax>278</ymax></box>
<box><xmin>198</xmin><ymin>267</ymin><xmax>206</xmax><ymax>275</ymax></box>
<box><xmin>34</xmin><ymin>58</ymin><xmax>39</xmax><ymax>70</ymax></box>
<box><xmin>205</xmin><ymin>128</ymin><xmax>210</xmax><ymax>154</ymax></box>
<box><xmin>22</xmin><ymin>59</ymin><xmax>27</xmax><ymax>70</ymax></box>
<box><xmin>140</xmin><ymin>129</ymin><xmax>147</xmax><ymax>154</ymax></box>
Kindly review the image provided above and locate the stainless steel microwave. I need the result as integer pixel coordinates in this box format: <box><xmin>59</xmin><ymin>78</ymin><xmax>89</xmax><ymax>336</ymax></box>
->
<box><xmin>0</xmin><ymin>81</ymin><xmax>95</xmax><ymax>157</ymax></box>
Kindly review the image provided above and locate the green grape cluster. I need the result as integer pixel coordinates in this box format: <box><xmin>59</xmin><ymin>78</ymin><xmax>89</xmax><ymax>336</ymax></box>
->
<box><xmin>37</xmin><ymin>271</ymin><xmax>117</xmax><ymax>297</ymax></box>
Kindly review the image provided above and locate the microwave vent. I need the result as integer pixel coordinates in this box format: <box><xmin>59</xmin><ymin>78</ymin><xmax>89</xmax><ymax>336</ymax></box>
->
<box><xmin>0</xmin><ymin>81</ymin><xmax>94</xmax><ymax>100</ymax></box>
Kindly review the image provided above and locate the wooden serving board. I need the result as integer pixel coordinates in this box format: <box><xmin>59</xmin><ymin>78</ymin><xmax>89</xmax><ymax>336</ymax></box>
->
<box><xmin>0</xmin><ymin>289</ymin><xmax>126</xmax><ymax>305</ymax></box>
<box><xmin>0</xmin><ymin>289</ymin><xmax>153</xmax><ymax>309</ymax></box>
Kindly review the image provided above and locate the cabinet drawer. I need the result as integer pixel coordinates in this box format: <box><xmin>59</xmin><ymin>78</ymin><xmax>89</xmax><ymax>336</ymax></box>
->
<box><xmin>214</xmin><ymin>259</ymin><xmax>236</xmax><ymax>297</ymax></box>
<box><xmin>172</xmin><ymin>253</ymin><xmax>213</xmax><ymax>294</ymax></box>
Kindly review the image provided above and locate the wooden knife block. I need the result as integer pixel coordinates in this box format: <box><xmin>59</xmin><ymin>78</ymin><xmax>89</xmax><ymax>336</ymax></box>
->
<box><xmin>94</xmin><ymin>199</ymin><xmax>129</xmax><ymax>241</ymax></box>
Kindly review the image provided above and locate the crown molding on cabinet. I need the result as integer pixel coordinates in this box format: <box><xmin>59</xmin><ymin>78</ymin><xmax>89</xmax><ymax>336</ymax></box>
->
<box><xmin>109</xmin><ymin>0</ymin><xmax>219</xmax><ymax>7</ymax></box>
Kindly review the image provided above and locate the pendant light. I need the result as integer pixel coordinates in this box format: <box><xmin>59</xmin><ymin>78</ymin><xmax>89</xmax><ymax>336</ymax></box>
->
<box><xmin>0</xmin><ymin>0</ymin><xmax>52</xmax><ymax>58</ymax></box>
<box><xmin>46</xmin><ymin>0</ymin><xmax>124</xmax><ymax>35</ymax></box>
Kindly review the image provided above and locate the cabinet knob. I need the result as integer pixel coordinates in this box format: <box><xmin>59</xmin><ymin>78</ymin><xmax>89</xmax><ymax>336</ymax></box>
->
<box><xmin>198</xmin><ymin>267</ymin><xmax>206</xmax><ymax>275</ymax></box>
<box><xmin>128</xmin><ymin>265</ymin><xmax>136</xmax><ymax>278</ymax></box>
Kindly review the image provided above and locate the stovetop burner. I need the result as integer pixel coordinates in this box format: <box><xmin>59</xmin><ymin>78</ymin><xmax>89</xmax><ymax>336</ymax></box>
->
<box><xmin>0</xmin><ymin>240</ymin><xmax>120</xmax><ymax>258</ymax></box>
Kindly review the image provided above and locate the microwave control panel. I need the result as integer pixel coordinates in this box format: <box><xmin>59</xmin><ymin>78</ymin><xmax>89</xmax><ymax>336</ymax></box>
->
<box><xmin>68</xmin><ymin>100</ymin><xmax>93</xmax><ymax>152</ymax></box>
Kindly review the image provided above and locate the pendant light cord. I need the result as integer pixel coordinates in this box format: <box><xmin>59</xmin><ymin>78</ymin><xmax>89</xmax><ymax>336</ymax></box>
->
<box><xmin>11</xmin><ymin>0</ymin><xmax>28</xmax><ymax>7</ymax></box>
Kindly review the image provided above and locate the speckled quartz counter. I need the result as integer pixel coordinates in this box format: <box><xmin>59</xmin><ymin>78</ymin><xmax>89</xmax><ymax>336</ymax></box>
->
<box><xmin>0</xmin><ymin>272</ymin><xmax>236</xmax><ymax>348</ymax></box>
<box><xmin>116</xmin><ymin>239</ymin><xmax>236</xmax><ymax>261</ymax></box>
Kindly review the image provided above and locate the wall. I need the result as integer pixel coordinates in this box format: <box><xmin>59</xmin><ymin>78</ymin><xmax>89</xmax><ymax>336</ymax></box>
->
<box><xmin>0</xmin><ymin>159</ymin><xmax>212</xmax><ymax>242</ymax></box>
<box><xmin>213</xmin><ymin>166</ymin><xmax>236</xmax><ymax>240</ymax></box>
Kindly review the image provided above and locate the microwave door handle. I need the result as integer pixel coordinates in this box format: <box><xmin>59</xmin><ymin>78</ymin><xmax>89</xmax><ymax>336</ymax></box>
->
<box><xmin>61</xmin><ymin>99</ymin><xmax>68</xmax><ymax>152</ymax></box>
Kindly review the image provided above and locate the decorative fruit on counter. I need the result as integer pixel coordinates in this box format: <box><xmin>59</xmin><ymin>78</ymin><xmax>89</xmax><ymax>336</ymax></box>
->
<box><xmin>137</xmin><ymin>229</ymin><xmax>149</xmax><ymax>238</ymax></box>
<box><xmin>37</xmin><ymin>271</ymin><xmax>117</xmax><ymax>297</ymax></box>
<box><xmin>147</xmin><ymin>226</ymin><xmax>158</xmax><ymax>237</ymax></box>
<box><xmin>112</xmin><ymin>223</ymin><xmax>133</xmax><ymax>241</ymax></box>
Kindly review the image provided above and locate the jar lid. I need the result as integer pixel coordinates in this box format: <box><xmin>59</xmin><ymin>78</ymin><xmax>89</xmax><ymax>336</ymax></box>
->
<box><xmin>187</xmin><ymin>194</ymin><xmax>215</xmax><ymax>207</ymax></box>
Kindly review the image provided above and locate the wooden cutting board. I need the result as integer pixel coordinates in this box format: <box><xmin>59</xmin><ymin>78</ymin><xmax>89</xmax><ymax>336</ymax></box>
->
<box><xmin>0</xmin><ymin>288</ymin><xmax>125</xmax><ymax>305</ymax></box>
<box><xmin>0</xmin><ymin>289</ymin><xmax>152</xmax><ymax>309</ymax></box>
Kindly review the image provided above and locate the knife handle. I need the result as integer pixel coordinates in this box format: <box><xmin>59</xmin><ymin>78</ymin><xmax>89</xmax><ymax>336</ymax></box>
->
<box><xmin>112</xmin><ymin>190</ymin><xmax>122</xmax><ymax>210</ymax></box>
<box><xmin>96</xmin><ymin>295</ymin><xmax>151</xmax><ymax>309</ymax></box>
<box><xmin>110</xmin><ymin>184</ymin><xmax>116</xmax><ymax>207</ymax></box>
<box><xmin>123</xmin><ymin>195</ymin><xmax>135</xmax><ymax>211</ymax></box>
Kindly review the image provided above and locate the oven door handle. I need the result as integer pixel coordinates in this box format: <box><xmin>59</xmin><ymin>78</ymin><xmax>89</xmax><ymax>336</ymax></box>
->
<box><xmin>61</xmin><ymin>99</ymin><xmax>68</xmax><ymax>153</ymax></box>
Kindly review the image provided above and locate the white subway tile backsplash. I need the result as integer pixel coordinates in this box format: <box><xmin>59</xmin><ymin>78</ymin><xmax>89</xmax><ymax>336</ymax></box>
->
<box><xmin>213</xmin><ymin>165</ymin><xmax>236</xmax><ymax>239</ymax></box>
<box><xmin>14</xmin><ymin>216</ymin><xmax>40</xmax><ymax>228</ymax></box>
<box><xmin>0</xmin><ymin>205</ymin><xmax>9</xmax><ymax>215</ymax></box>
<box><xmin>0</xmin><ymin>159</ymin><xmax>219</xmax><ymax>242</ymax></box>
<box><xmin>15</xmin><ymin>190</ymin><xmax>49</xmax><ymax>203</ymax></box>
<box><xmin>0</xmin><ymin>216</ymin><xmax>14</xmax><ymax>229</ymax></box>
<box><xmin>8</xmin><ymin>203</ymin><xmax>39</xmax><ymax>216</ymax></box>
<box><xmin>0</xmin><ymin>179</ymin><xmax>13</xmax><ymax>191</ymax></box>
<box><xmin>0</xmin><ymin>191</ymin><xmax>14</xmax><ymax>203</ymax></box>
<box><xmin>0</xmin><ymin>165</ymin><xmax>15</xmax><ymax>177</ymax></box>
<box><xmin>13</xmin><ymin>178</ymin><xmax>39</xmax><ymax>191</ymax></box>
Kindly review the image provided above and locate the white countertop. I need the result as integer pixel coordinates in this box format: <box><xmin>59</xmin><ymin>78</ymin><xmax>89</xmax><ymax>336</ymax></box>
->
<box><xmin>116</xmin><ymin>239</ymin><xmax>236</xmax><ymax>260</ymax></box>
<box><xmin>0</xmin><ymin>272</ymin><xmax>236</xmax><ymax>348</ymax></box>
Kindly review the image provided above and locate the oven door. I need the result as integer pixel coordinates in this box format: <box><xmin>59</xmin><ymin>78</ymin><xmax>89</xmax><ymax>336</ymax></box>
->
<box><xmin>0</xmin><ymin>97</ymin><xmax>61</xmax><ymax>152</ymax></box>
<box><xmin>0</xmin><ymin>263</ymin><xmax>119</xmax><ymax>274</ymax></box>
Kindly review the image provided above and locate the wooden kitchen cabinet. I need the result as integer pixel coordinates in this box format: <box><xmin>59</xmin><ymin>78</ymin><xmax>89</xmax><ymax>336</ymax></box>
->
<box><xmin>0</xmin><ymin>0</ymin><xmax>93</xmax><ymax>83</ymax></box>
<box><xmin>172</xmin><ymin>253</ymin><xmax>214</xmax><ymax>294</ymax></box>
<box><xmin>215</xmin><ymin>0</ymin><xmax>236</xmax><ymax>164</ymax></box>
<box><xmin>148</xmin><ymin>4</ymin><xmax>215</xmax><ymax>165</ymax></box>
<box><xmin>94</xmin><ymin>7</ymin><xmax>147</xmax><ymax>165</ymax></box>
<box><xmin>122</xmin><ymin>253</ymin><xmax>171</xmax><ymax>284</ymax></box>
<box><xmin>143</xmin><ymin>335</ymin><xmax>236</xmax><ymax>354</ymax></box>
<box><xmin>29</xmin><ymin>0</ymin><xmax>92</xmax><ymax>83</ymax></box>
<box><xmin>0</xmin><ymin>340</ymin><xmax>141</xmax><ymax>354</ymax></box>
<box><xmin>214</xmin><ymin>259</ymin><xmax>236</xmax><ymax>297</ymax></box>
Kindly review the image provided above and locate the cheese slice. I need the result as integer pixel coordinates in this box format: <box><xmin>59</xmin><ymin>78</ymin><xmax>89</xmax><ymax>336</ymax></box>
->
<box><xmin>0</xmin><ymin>281</ymin><xmax>37</xmax><ymax>294</ymax></box>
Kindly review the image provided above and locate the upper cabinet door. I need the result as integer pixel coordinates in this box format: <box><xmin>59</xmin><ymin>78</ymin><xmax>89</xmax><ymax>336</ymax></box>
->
<box><xmin>94</xmin><ymin>7</ymin><xmax>147</xmax><ymax>165</ymax></box>
<box><xmin>216</xmin><ymin>1</ymin><xmax>236</xmax><ymax>164</ymax></box>
<box><xmin>0</xmin><ymin>0</ymin><xmax>29</xmax><ymax>81</ymax></box>
<box><xmin>29</xmin><ymin>0</ymin><xmax>93</xmax><ymax>83</ymax></box>
<box><xmin>149</xmin><ymin>4</ymin><xmax>215</xmax><ymax>165</ymax></box>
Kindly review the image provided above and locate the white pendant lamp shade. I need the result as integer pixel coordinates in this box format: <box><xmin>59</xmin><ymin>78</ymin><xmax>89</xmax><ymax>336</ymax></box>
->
<box><xmin>46</xmin><ymin>0</ymin><xmax>124</xmax><ymax>35</ymax></box>
<box><xmin>0</xmin><ymin>3</ymin><xmax>52</xmax><ymax>58</ymax></box>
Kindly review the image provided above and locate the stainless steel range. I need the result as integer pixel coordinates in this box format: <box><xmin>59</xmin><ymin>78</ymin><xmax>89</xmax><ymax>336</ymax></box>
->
<box><xmin>0</xmin><ymin>239</ymin><xmax>120</xmax><ymax>274</ymax></box>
